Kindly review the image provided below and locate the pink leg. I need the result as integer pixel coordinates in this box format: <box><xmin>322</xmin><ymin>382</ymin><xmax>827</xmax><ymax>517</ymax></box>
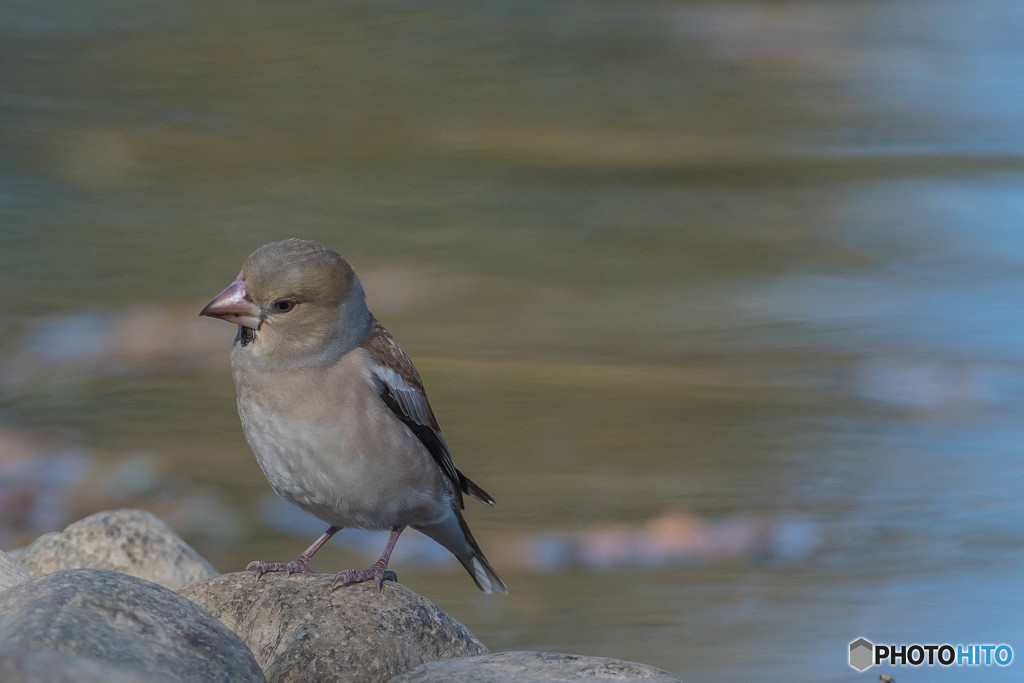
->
<box><xmin>248</xmin><ymin>525</ymin><xmax>341</xmax><ymax>579</ymax></box>
<box><xmin>333</xmin><ymin>525</ymin><xmax>406</xmax><ymax>591</ymax></box>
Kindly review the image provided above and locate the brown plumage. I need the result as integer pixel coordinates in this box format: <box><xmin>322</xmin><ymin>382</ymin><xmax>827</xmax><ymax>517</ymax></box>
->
<box><xmin>200</xmin><ymin>239</ymin><xmax>506</xmax><ymax>593</ymax></box>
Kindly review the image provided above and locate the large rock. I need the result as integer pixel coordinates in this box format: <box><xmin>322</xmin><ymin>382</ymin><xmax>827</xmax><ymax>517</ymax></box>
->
<box><xmin>0</xmin><ymin>550</ymin><xmax>31</xmax><ymax>591</ymax></box>
<box><xmin>0</xmin><ymin>569</ymin><xmax>265</xmax><ymax>682</ymax></box>
<box><xmin>388</xmin><ymin>651</ymin><xmax>683</xmax><ymax>682</ymax></box>
<box><xmin>181</xmin><ymin>572</ymin><xmax>487</xmax><ymax>682</ymax></box>
<box><xmin>0</xmin><ymin>641</ymin><xmax>149</xmax><ymax>683</ymax></box>
<box><xmin>16</xmin><ymin>508</ymin><xmax>217</xmax><ymax>589</ymax></box>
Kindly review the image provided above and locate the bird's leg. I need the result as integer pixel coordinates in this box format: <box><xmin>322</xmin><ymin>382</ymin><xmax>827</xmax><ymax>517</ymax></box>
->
<box><xmin>333</xmin><ymin>525</ymin><xmax>406</xmax><ymax>591</ymax></box>
<box><xmin>247</xmin><ymin>525</ymin><xmax>341</xmax><ymax>579</ymax></box>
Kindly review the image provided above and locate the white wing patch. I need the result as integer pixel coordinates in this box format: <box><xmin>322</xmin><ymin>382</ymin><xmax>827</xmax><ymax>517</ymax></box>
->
<box><xmin>371</xmin><ymin>365</ymin><xmax>432</xmax><ymax>427</ymax></box>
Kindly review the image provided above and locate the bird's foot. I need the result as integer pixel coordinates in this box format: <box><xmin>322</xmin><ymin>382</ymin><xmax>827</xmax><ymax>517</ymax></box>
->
<box><xmin>332</xmin><ymin>561</ymin><xmax>398</xmax><ymax>592</ymax></box>
<box><xmin>247</xmin><ymin>556</ymin><xmax>314</xmax><ymax>580</ymax></box>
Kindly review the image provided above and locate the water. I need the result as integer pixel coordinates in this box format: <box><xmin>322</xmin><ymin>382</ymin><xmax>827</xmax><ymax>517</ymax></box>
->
<box><xmin>2</xmin><ymin>1</ymin><xmax>1023</xmax><ymax>680</ymax></box>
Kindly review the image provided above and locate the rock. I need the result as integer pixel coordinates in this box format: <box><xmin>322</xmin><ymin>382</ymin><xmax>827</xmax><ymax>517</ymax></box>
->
<box><xmin>180</xmin><ymin>572</ymin><xmax>487</xmax><ymax>682</ymax></box>
<box><xmin>16</xmin><ymin>508</ymin><xmax>217</xmax><ymax>589</ymax></box>
<box><xmin>388</xmin><ymin>651</ymin><xmax>683</xmax><ymax>682</ymax></box>
<box><xmin>0</xmin><ymin>550</ymin><xmax>31</xmax><ymax>591</ymax></box>
<box><xmin>0</xmin><ymin>569</ymin><xmax>265</xmax><ymax>682</ymax></box>
<box><xmin>0</xmin><ymin>641</ymin><xmax>150</xmax><ymax>683</ymax></box>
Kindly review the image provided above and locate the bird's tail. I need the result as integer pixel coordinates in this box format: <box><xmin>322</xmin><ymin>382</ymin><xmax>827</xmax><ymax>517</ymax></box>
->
<box><xmin>415</xmin><ymin>510</ymin><xmax>507</xmax><ymax>594</ymax></box>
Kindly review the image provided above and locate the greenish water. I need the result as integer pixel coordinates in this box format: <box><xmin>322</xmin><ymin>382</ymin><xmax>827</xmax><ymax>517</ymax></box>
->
<box><xmin>3</xmin><ymin>2</ymin><xmax>1024</xmax><ymax>680</ymax></box>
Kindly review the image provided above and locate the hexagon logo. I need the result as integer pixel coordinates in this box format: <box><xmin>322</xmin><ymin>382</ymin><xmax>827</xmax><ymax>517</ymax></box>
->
<box><xmin>849</xmin><ymin>637</ymin><xmax>874</xmax><ymax>671</ymax></box>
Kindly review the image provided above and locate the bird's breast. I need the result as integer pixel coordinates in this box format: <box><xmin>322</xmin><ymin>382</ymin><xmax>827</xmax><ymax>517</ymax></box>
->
<box><xmin>232</xmin><ymin>351</ymin><xmax>450</xmax><ymax>530</ymax></box>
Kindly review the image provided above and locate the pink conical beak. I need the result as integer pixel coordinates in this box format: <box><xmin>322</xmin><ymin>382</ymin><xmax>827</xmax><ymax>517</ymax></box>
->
<box><xmin>200</xmin><ymin>279</ymin><xmax>261</xmax><ymax>329</ymax></box>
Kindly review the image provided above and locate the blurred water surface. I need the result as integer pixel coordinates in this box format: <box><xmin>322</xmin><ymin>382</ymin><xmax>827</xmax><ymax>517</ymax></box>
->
<box><xmin>2</xmin><ymin>1</ymin><xmax>1024</xmax><ymax>680</ymax></box>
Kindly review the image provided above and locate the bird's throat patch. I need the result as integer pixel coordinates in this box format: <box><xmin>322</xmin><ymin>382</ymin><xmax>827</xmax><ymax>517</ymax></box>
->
<box><xmin>237</xmin><ymin>325</ymin><xmax>254</xmax><ymax>347</ymax></box>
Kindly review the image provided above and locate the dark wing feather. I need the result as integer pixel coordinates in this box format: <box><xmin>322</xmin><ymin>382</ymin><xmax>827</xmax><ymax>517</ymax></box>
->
<box><xmin>362</xmin><ymin>319</ymin><xmax>495</xmax><ymax>508</ymax></box>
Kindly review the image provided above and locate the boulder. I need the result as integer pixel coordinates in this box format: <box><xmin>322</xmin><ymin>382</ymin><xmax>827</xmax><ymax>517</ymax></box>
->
<box><xmin>388</xmin><ymin>651</ymin><xmax>682</xmax><ymax>682</ymax></box>
<box><xmin>181</xmin><ymin>572</ymin><xmax>487</xmax><ymax>682</ymax></box>
<box><xmin>0</xmin><ymin>641</ymin><xmax>149</xmax><ymax>683</ymax></box>
<box><xmin>16</xmin><ymin>508</ymin><xmax>217</xmax><ymax>589</ymax></box>
<box><xmin>0</xmin><ymin>550</ymin><xmax>31</xmax><ymax>591</ymax></box>
<box><xmin>0</xmin><ymin>569</ymin><xmax>265</xmax><ymax>681</ymax></box>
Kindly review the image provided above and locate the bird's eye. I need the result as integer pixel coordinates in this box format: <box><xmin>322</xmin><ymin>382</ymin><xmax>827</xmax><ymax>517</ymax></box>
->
<box><xmin>273</xmin><ymin>299</ymin><xmax>297</xmax><ymax>313</ymax></box>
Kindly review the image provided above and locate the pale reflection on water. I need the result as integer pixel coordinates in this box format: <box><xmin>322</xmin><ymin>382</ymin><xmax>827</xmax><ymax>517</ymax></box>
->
<box><xmin>2</xmin><ymin>1</ymin><xmax>1024</xmax><ymax>680</ymax></box>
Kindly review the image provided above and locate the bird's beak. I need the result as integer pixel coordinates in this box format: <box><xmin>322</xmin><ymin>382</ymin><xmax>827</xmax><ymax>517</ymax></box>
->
<box><xmin>200</xmin><ymin>279</ymin><xmax>262</xmax><ymax>329</ymax></box>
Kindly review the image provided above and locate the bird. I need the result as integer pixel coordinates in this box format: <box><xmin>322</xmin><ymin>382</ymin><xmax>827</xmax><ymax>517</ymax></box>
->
<box><xmin>199</xmin><ymin>238</ymin><xmax>506</xmax><ymax>594</ymax></box>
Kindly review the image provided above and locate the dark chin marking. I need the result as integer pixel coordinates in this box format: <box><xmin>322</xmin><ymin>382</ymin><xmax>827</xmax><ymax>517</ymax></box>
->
<box><xmin>236</xmin><ymin>325</ymin><xmax>255</xmax><ymax>347</ymax></box>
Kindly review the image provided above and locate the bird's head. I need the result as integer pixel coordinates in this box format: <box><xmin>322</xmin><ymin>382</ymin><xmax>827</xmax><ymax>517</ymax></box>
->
<box><xmin>200</xmin><ymin>239</ymin><xmax>371</xmax><ymax>364</ymax></box>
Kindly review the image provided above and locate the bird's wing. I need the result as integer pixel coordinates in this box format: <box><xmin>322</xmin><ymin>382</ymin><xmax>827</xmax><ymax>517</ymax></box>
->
<box><xmin>361</xmin><ymin>319</ymin><xmax>495</xmax><ymax>508</ymax></box>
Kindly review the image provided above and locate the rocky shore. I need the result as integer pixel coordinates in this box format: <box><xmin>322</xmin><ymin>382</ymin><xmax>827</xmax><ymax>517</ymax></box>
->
<box><xmin>0</xmin><ymin>509</ymin><xmax>681</xmax><ymax>682</ymax></box>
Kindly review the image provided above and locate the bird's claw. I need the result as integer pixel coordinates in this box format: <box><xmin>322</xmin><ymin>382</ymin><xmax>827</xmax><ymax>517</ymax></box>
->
<box><xmin>247</xmin><ymin>557</ymin><xmax>312</xmax><ymax>580</ymax></box>
<box><xmin>331</xmin><ymin>566</ymin><xmax>398</xmax><ymax>592</ymax></box>
<box><xmin>376</xmin><ymin>570</ymin><xmax>398</xmax><ymax>590</ymax></box>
